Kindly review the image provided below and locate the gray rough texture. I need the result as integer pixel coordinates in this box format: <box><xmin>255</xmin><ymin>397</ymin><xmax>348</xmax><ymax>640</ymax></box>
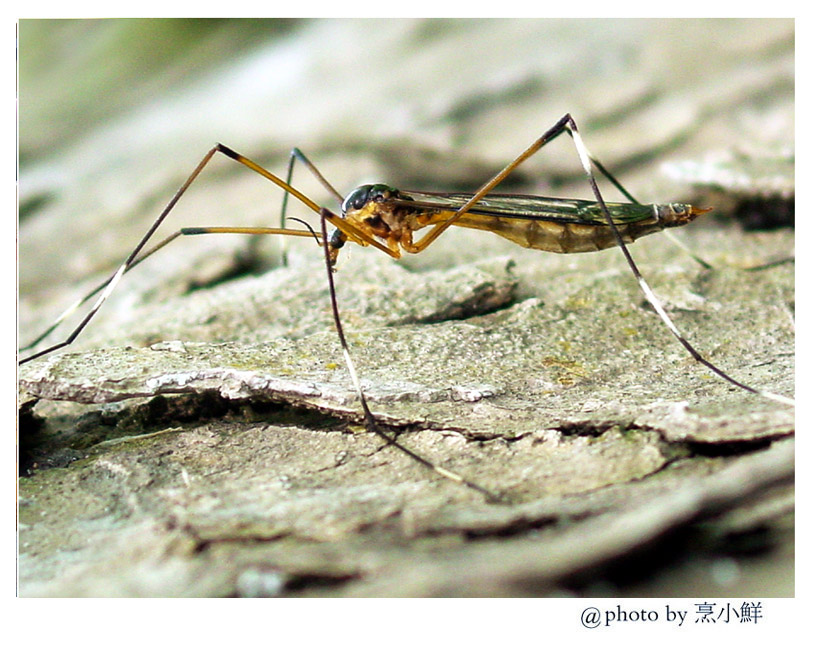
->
<box><xmin>19</xmin><ymin>19</ymin><xmax>794</xmax><ymax>597</ymax></box>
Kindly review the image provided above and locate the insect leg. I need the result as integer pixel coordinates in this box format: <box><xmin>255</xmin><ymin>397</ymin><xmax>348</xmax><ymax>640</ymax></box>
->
<box><xmin>561</xmin><ymin>116</ymin><xmax>793</xmax><ymax>406</ymax></box>
<box><xmin>317</xmin><ymin>208</ymin><xmax>502</xmax><ymax>502</ymax></box>
<box><xmin>19</xmin><ymin>226</ymin><xmax>322</xmax><ymax>364</ymax></box>
<box><xmin>19</xmin><ymin>144</ymin><xmax>338</xmax><ymax>364</ymax></box>
<box><xmin>409</xmin><ymin>114</ymin><xmax>793</xmax><ymax>405</ymax></box>
<box><xmin>20</xmin><ymin>230</ymin><xmax>182</xmax><ymax>357</ymax></box>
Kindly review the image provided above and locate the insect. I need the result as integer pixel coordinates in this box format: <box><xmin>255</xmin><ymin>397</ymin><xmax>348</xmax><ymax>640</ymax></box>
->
<box><xmin>19</xmin><ymin>114</ymin><xmax>794</xmax><ymax>501</ymax></box>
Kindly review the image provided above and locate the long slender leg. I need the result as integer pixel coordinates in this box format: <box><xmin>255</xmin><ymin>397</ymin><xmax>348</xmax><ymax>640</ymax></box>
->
<box><xmin>317</xmin><ymin>209</ymin><xmax>502</xmax><ymax>501</ymax></box>
<box><xmin>20</xmin><ymin>231</ymin><xmax>182</xmax><ymax>356</ymax></box>
<box><xmin>563</xmin><ymin>117</ymin><xmax>793</xmax><ymax>406</ymax></box>
<box><xmin>21</xmin><ymin>145</ymin><xmax>218</xmax><ymax>363</ymax></box>
<box><xmin>19</xmin><ymin>143</ymin><xmax>383</xmax><ymax>364</ymax></box>
<box><xmin>18</xmin><ymin>226</ymin><xmax>323</xmax><ymax>364</ymax></box>
<box><xmin>410</xmin><ymin>114</ymin><xmax>793</xmax><ymax>406</ymax></box>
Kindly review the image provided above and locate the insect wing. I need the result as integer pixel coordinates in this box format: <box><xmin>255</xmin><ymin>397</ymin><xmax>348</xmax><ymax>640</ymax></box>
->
<box><xmin>395</xmin><ymin>191</ymin><xmax>656</xmax><ymax>226</ymax></box>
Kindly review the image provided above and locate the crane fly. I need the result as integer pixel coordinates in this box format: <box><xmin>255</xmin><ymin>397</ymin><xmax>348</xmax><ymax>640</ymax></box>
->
<box><xmin>18</xmin><ymin>113</ymin><xmax>794</xmax><ymax>501</ymax></box>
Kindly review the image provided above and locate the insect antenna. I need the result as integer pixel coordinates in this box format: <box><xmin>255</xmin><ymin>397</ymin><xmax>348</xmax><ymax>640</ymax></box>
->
<box><xmin>285</xmin><ymin>216</ymin><xmax>321</xmax><ymax>245</ymax></box>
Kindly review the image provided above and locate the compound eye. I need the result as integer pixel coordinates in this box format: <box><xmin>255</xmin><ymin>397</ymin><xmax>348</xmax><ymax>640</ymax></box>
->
<box><xmin>342</xmin><ymin>185</ymin><xmax>372</xmax><ymax>214</ymax></box>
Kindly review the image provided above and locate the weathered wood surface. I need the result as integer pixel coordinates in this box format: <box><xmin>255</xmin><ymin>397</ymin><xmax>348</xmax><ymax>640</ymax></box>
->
<box><xmin>19</xmin><ymin>18</ymin><xmax>793</xmax><ymax>597</ymax></box>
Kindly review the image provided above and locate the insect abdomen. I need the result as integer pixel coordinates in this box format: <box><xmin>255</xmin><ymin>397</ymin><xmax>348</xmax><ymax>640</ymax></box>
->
<box><xmin>453</xmin><ymin>203</ymin><xmax>702</xmax><ymax>254</ymax></box>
